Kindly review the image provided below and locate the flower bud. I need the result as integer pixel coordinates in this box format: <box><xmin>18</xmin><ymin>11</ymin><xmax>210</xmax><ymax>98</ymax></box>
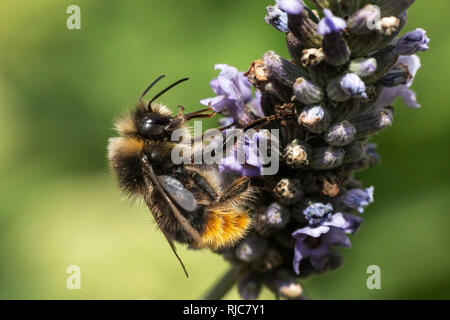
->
<box><xmin>348</xmin><ymin>58</ymin><xmax>377</xmax><ymax>78</ymax></box>
<box><xmin>301</xmin><ymin>48</ymin><xmax>324</xmax><ymax>67</ymax></box>
<box><xmin>293</xmin><ymin>77</ymin><xmax>324</xmax><ymax>104</ymax></box>
<box><xmin>378</xmin><ymin>63</ymin><xmax>412</xmax><ymax>87</ymax></box>
<box><xmin>343</xmin><ymin>140</ymin><xmax>365</xmax><ymax>163</ymax></box>
<box><xmin>282</xmin><ymin>2</ymin><xmax>322</xmax><ymax>48</ymax></box>
<box><xmin>379</xmin><ymin>16</ymin><xmax>401</xmax><ymax>36</ymax></box>
<box><xmin>365</xmin><ymin>46</ymin><xmax>399</xmax><ymax>84</ymax></box>
<box><xmin>264</xmin><ymin>51</ymin><xmax>308</xmax><ymax>87</ymax></box>
<box><xmin>324</xmin><ymin>120</ymin><xmax>356</xmax><ymax>146</ymax></box>
<box><xmin>298</xmin><ymin>105</ymin><xmax>331</xmax><ymax>134</ymax></box>
<box><xmin>274</xmin><ymin>178</ymin><xmax>303</xmax><ymax>205</ymax></box>
<box><xmin>394</xmin><ymin>28</ymin><xmax>430</xmax><ymax>55</ymax></box>
<box><xmin>318</xmin><ymin>9</ymin><xmax>350</xmax><ymax>66</ymax></box>
<box><xmin>347</xmin><ymin>5</ymin><xmax>381</xmax><ymax>35</ymax></box>
<box><xmin>235</xmin><ymin>235</ymin><xmax>268</xmax><ymax>263</ymax></box>
<box><xmin>350</xmin><ymin>106</ymin><xmax>394</xmax><ymax>138</ymax></box>
<box><xmin>261</xmin><ymin>202</ymin><xmax>291</xmax><ymax>229</ymax></box>
<box><xmin>265</xmin><ymin>269</ymin><xmax>303</xmax><ymax>299</ymax></box>
<box><xmin>311</xmin><ymin>146</ymin><xmax>345</xmax><ymax>170</ymax></box>
<box><xmin>327</xmin><ymin>73</ymin><xmax>368</xmax><ymax>102</ymax></box>
<box><xmin>237</xmin><ymin>272</ymin><xmax>262</xmax><ymax>300</ymax></box>
<box><xmin>265</xmin><ymin>5</ymin><xmax>289</xmax><ymax>32</ymax></box>
<box><xmin>286</xmin><ymin>32</ymin><xmax>305</xmax><ymax>64</ymax></box>
<box><xmin>283</xmin><ymin>139</ymin><xmax>311</xmax><ymax>168</ymax></box>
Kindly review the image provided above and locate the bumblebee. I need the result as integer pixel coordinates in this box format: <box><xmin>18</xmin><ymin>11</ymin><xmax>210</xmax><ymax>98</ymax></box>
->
<box><xmin>107</xmin><ymin>76</ymin><xmax>258</xmax><ymax>276</ymax></box>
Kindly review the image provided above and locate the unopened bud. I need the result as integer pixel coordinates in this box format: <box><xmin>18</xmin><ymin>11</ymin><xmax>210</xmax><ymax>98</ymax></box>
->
<box><xmin>311</xmin><ymin>146</ymin><xmax>345</xmax><ymax>170</ymax></box>
<box><xmin>266</xmin><ymin>269</ymin><xmax>303</xmax><ymax>299</ymax></box>
<box><xmin>318</xmin><ymin>9</ymin><xmax>350</xmax><ymax>66</ymax></box>
<box><xmin>298</xmin><ymin>105</ymin><xmax>331</xmax><ymax>134</ymax></box>
<box><xmin>300</xmin><ymin>48</ymin><xmax>324</xmax><ymax>67</ymax></box>
<box><xmin>343</xmin><ymin>140</ymin><xmax>365</xmax><ymax>163</ymax></box>
<box><xmin>349</xmin><ymin>58</ymin><xmax>377</xmax><ymax>78</ymax></box>
<box><xmin>394</xmin><ymin>28</ymin><xmax>430</xmax><ymax>56</ymax></box>
<box><xmin>265</xmin><ymin>5</ymin><xmax>289</xmax><ymax>32</ymax></box>
<box><xmin>235</xmin><ymin>235</ymin><xmax>268</xmax><ymax>263</ymax></box>
<box><xmin>264</xmin><ymin>50</ymin><xmax>308</xmax><ymax>87</ymax></box>
<box><xmin>350</xmin><ymin>106</ymin><xmax>394</xmax><ymax>138</ymax></box>
<box><xmin>262</xmin><ymin>202</ymin><xmax>291</xmax><ymax>229</ymax></box>
<box><xmin>293</xmin><ymin>77</ymin><xmax>324</xmax><ymax>104</ymax></box>
<box><xmin>274</xmin><ymin>178</ymin><xmax>303</xmax><ymax>205</ymax></box>
<box><xmin>324</xmin><ymin>120</ymin><xmax>356</xmax><ymax>146</ymax></box>
<box><xmin>347</xmin><ymin>5</ymin><xmax>381</xmax><ymax>35</ymax></box>
<box><xmin>327</xmin><ymin>73</ymin><xmax>368</xmax><ymax>102</ymax></box>
<box><xmin>283</xmin><ymin>139</ymin><xmax>311</xmax><ymax>168</ymax></box>
<box><xmin>378</xmin><ymin>63</ymin><xmax>412</xmax><ymax>87</ymax></box>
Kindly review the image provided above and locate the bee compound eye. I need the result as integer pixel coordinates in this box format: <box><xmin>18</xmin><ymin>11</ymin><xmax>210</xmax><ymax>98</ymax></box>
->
<box><xmin>139</xmin><ymin>114</ymin><xmax>171</xmax><ymax>137</ymax></box>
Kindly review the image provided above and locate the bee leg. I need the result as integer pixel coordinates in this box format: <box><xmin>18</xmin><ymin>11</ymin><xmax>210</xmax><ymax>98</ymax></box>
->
<box><xmin>176</xmin><ymin>105</ymin><xmax>185</xmax><ymax>117</ymax></box>
<box><xmin>184</xmin><ymin>106</ymin><xmax>217</xmax><ymax>121</ymax></box>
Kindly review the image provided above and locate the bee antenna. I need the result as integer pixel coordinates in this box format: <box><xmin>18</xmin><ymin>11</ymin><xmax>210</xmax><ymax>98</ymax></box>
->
<box><xmin>139</xmin><ymin>75</ymin><xmax>166</xmax><ymax>103</ymax></box>
<box><xmin>149</xmin><ymin>77</ymin><xmax>189</xmax><ymax>104</ymax></box>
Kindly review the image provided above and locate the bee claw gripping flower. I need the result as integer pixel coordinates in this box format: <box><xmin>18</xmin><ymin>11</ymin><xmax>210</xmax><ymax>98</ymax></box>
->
<box><xmin>201</xmin><ymin>0</ymin><xmax>428</xmax><ymax>299</ymax></box>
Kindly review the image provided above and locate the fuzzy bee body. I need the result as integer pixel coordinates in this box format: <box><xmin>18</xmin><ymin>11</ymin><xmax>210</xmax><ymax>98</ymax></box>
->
<box><xmin>108</xmin><ymin>82</ymin><xmax>257</xmax><ymax>254</ymax></box>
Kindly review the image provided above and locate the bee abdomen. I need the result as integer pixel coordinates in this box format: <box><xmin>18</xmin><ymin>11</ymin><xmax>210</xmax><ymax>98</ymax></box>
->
<box><xmin>200</xmin><ymin>209</ymin><xmax>252</xmax><ymax>250</ymax></box>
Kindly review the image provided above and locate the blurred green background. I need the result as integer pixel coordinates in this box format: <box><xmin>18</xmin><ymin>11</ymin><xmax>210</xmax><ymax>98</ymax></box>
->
<box><xmin>0</xmin><ymin>0</ymin><xmax>449</xmax><ymax>299</ymax></box>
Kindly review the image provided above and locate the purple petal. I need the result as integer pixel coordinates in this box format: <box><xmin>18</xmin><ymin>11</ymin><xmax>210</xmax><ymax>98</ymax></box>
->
<box><xmin>399</xmin><ymin>88</ymin><xmax>420</xmax><ymax>108</ymax></box>
<box><xmin>237</xmin><ymin>72</ymin><xmax>252</xmax><ymax>103</ymax></box>
<box><xmin>309</xmin><ymin>244</ymin><xmax>330</xmax><ymax>269</ymax></box>
<box><xmin>247</xmin><ymin>91</ymin><xmax>264</xmax><ymax>118</ymax></box>
<box><xmin>341</xmin><ymin>73</ymin><xmax>367</xmax><ymax>99</ymax></box>
<box><xmin>375</xmin><ymin>55</ymin><xmax>422</xmax><ymax>108</ymax></box>
<box><xmin>200</xmin><ymin>95</ymin><xmax>229</xmax><ymax>112</ymax></box>
<box><xmin>398</xmin><ymin>55</ymin><xmax>421</xmax><ymax>84</ymax></box>
<box><xmin>322</xmin><ymin>228</ymin><xmax>351</xmax><ymax>248</ymax></box>
<box><xmin>209</xmin><ymin>78</ymin><xmax>224</xmax><ymax>96</ymax></box>
<box><xmin>276</xmin><ymin>0</ymin><xmax>304</xmax><ymax>15</ymax></box>
<box><xmin>340</xmin><ymin>186</ymin><xmax>374</xmax><ymax>213</ymax></box>
<box><xmin>218</xmin><ymin>152</ymin><xmax>243</xmax><ymax>173</ymax></box>
<box><xmin>318</xmin><ymin>9</ymin><xmax>347</xmax><ymax>35</ymax></box>
<box><xmin>293</xmin><ymin>225</ymin><xmax>331</xmax><ymax>238</ymax></box>
<box><xmin>293</xmin><ymin>239</ymin><xmax>310</xmax><ymax>274</ymax></box>
<box><xmin>218</xmin><ymin>117</ymin><xmax>234</xmax><ymax>127</ymax></box>
<box><xmin>340</xmin><ymin>213</ymin><xmax>363</xmax><ymax>235</ymax></box>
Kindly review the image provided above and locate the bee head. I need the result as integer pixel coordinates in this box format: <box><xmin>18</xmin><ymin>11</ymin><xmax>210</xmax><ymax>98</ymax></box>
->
<box><xmin>137</xmin><ymin>112</ymin><xmax>170</xmax><ymax>137</ymax></box>
<box><xmin>135</xmin><ymin>104</ymin><xmax>183</xmax><ymax>140</ymax></box>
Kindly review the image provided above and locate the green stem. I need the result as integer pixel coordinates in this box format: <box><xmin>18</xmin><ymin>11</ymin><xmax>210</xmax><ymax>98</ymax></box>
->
<box><xmin>202</xmin><ymin>266</ymin><xmax>238</xmax><ymax>300</ymax></box>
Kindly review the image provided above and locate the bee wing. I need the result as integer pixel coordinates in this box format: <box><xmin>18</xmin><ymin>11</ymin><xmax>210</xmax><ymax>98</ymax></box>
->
<box><xmin>141</xmin><ymin>155</ymin><xmax>202</xmax><ymax>245</ymax></box>
<box><xmin>158</xmin><ymin>175</ymin><xmax>198</xmax><ymax>212</ymax></box>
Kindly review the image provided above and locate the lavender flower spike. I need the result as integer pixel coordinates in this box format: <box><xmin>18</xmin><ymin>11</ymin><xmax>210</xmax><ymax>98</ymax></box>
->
<box><xmin>341</xmin><ymin>186</ymin><xmax>375</xmax><ymax>213</ymax></box>
<box><xmin>200</xmin><ymin>0</ymin><xmax>428</xmax><ymax>300</ymax></box>
<box><xmin>394</xmin><ymin>28</ymin><xmax>430</xmax><ymax>56</ymax></box>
